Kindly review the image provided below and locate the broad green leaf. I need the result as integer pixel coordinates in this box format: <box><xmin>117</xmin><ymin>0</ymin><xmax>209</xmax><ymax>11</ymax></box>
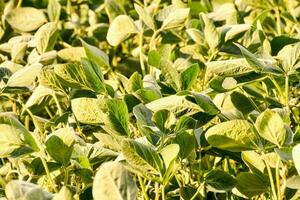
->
<box><xmin>293</xmin><ymin>144</ymin><xmax>300</xmax><ymax>175</ymax></box>
<box><xmin>206</xmin><ymin>59</ymin><xmax>253</xmax><ymax>77</ymax></box>
<box><xmin>57</xmin><ymin>47</ymin><xmax>86</xmax><ymax>62</ymax></box>
<box><xmin>204</xmin><ymin>170</ymin><xmax>236</xmax><ymax>192</ymax></box>
<box><xmin>93</xmin><ymin>162</ymin><xmax>137</xmax><ymax>200</ymax></box>
<box><xmin>7</xmin><ymin>63</ymin><xmax>43</xmax><ymax>87</ymax></box>
<box><xmin>53</xmin><ymin>186</ymin><xmax>74</xmax><ymax>200</ymax></box>
<box><xmin>230</xmin><ymin>91</ymin><xmax>255</xmax><ymax>115</ymax></box>
<box><xmin>0</xmin><ymin>112</ymin><xmax>39</xmax><ymax>154</ymax></box>
<box><xmin>186</xmin><ymin>28</ymin><xmax>203</xmax><ymax>44</ymax></box>
<box><xmin>286</xmin><ymin>176</ymin><xmax>300</xmax><ymax>189</ymax></box>
<box><xmin>224</xmin><ymin>24</ymin><xmax>250</xmax><ymax>42</ymax></box>
<box><xmin>107</xmin><ymin>15</ymin><xmax>138</xmax><ymax>46</ymax></box>
<box><xmin>255</xmin><ymin>109</ymin><xmax>287</xmax><ymax>147</ymax></box>
<box><xmin>205</xmin><ymin>120</ymin><xmax>261</xmax><ymax>152</ymax></box>
<box><xmin>5</xmin><ymin>180</ymin><xmax>53</xmax><ymax>200</ymax></box>
<box><xmin>121</xmin><ymin>139</ymin><xmax>164</xmax><ymax>176</ymax></box>
<box><xmin>134</xmin><ymin>4</ymin><xmax>155</xmax><ymax>30</ymax></box>
<box><xmin>161</xmin><ymin>8</ymin><xmax>190</xmax><ymax>29</ymax></box>
<box><xmin>277</xmin><ymin>42</ymin><xmax>300</xmax><ymax>73</ymax></box>
<box><xmin>54</xmin><ymin>62</ymin><xmax>106</xmax><ymax>94</ymax></box>
<box><xmin>241</xmin><ymin>151</ymin><xmax>265</xmax><ymax>174</ymax></box>
<box><xmin>135</xmin><ymin>88</ymin><xmax>161</xmax><ymax>103</ymax></box>
<box><xmin>146</xmin><ymin>95</ymin><xmax>202</xmax><ymax>117</ymax></box>
<box><xmin>235</xmin><ymin>43</ymin><xmax>267</xmax><ymax>72</ymax></box>
<box><xmin>126</xmin><ymin>72</ymin><xmax>143</xmax><ymax>92</ymax></box>
<box><xmin>152</xmin><ymin>109</ymin><xmax>175</xmax><ymax>133</ymax></box>
<box><xmin>35</xmin><ymin>22</ymin><xmax>58</xmax><ymax>54</ymax></box>
<box><xmin>101</xmin><ymin>99</ymin><xmax>129</xmax><ymax>136</ymax></box>
<box><xmin>71</xmin><ymin>97</ymin><xmax>103</xmax><ymax>124</ymax></box>
<box><xmin>45</xmin><ymin>127</ymin><xmax>75</xmax><ymax>165</ymax></box>
<box><xmin>159</xmin><ymin>144</ymin><xmax>179</xmax><ymax>170</ymax></box>
<box><xmin>47</xmin><ymin>0</ymin><xmax>61</xmax><ymax>22</ymax></box>
<box><xmin>200</xmin><ymin>13</ymin><xmax>220</xmax><ymax>49</ymax></box>
<box><xmin>159</xmin><ymin>59</ymin><xmax>181</xmax><ymax>90</ymax></box>
<box><xmin>148</xmin><ymin>50</ymin><xmax>161</xmax><ymax>67</ymax></box>
<box><xmin>191</xmin><ymin>93</ymin><xmax>220</xmax><ymax>115</ymax></box>
<box><xmin>236</xmin><ymin>172</ymin><xmax>269</xmax><ymax>198</ymax></box>
<box><xmin>6</xmin><ymin>7</ymin><xmax>47</xmax><ymax>32</ymax></box>
<box><xmin>11</xmin><ymin>42</ymin><xmax>27</xmax><ymax>63</ymax></box>
<box><xmin>175</xmin><ymin>131</ymin><xmax>196</xmax><ymax>159</ymax></box>
<box><xmin>81</xmin><ymin>39</ymin><xmax>109</xmax><ymax>69</ymax></box>
<box><xmin>180</xmin><ymin>63</ymin><xmax>200</xmax><ymax>90</ymax></box>
<box><xmin>271</xmin><ymin>36</ymin><xmax>300</xmax><ymax>55</ymax></box>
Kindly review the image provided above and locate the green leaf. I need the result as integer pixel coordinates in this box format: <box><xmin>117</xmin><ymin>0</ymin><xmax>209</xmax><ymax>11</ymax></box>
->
<box><xmin>54</xmin><ymin>62</ymin><xmax>106</xmax><ymax>94</ymax></box>
<box><xmin>234</xmin><ymin>43</ymin><xmax>266</xmax><ymax>72</ymax></box>
<box><xmin>159</xmin><ymin>59</ymin><xmax>181</xmax><ymax>90</ymax></box>
<box><xmin>152</xmin><ymin>109</ymin><xmax>175</xmax><ymax>133</ymax></box>
<box><xmin>159</xmin><ymin>144</ymin><xmax>179</xmax><ymax>171</ymax></box>
<box><xmin>57</xmin><ymin>47</ymin><xmax>86</xmax><ymax>62</ymax></box>
<box><xmin>148</xmin><ymin>50</ymin><xmax>161</xmax><ymax>67</ymax></box>
<box><xmin>35</xmin><ymin>22</ymin><xmax>58</xmax><ymax>54</ymax></box>
<box><xmin>255</xmin><ymin>109</ymin><xmax>287</xmax><ymax>147</ymax></box>
<box><xmin>293</xmin><ymin>144</ymin><xmax>300</xmax><ymax>175</ymax></box>
<box><xmin>5</xmin><ymin>180</ymin><xmax>53</xmax><ymax>200</ymax></box>
<box><xmin>102</xmin><ymin>99</ymin><xmax>129</xmax><ymax>136</ymax></box>
<box><xmin>127</xmin><ymin>72</ymin><xmax>143</xmax><ymax>92</ymax></box>
<box><xmin>180</xmin><ymin>63</ymin><xmax>200</xmax><ymax>90</ymax></box>
<box><xmin>47</xmin><ymin>0</ymin><xmax>61</xmax><ymax>22</ymax></box>
<box><xmin>135</xmin><ymin>88</ymin><xmax>161</xmax><ymax>103</ymax></box>
<box><xmin>271</xmin><ymin>36</ymin><xmax>300</xmax><ymax>55</ymax></box>
<box><xmin>7</xmin><ymin>63</ymin><xmax>43</xmax><ymax>88</ymax></box>
<box><xmin>6</xmin><ymin>7</ymin><xmax>47</xmax><ymax>32</ymax></box>
<box><xmin>45</xmin><ymin>127</ymin><xmax>75</xmax><ymax>165</ymax></box>
<box><xmin>206</xmin><ymin>59</ymin><xmax>253</xmax><ymax>77</ymax></box>
<box><xmin>121</xmin><ymin>139</ymin><xmax>164</xmax><ymax>176</ymax></box>
<box><xmin>81</xmin><ymin>39</ymin><xmax>110</xmax><ymax>69</ymax></box>
<box><xmin>107</xmin><ymin>15</ymin><xmax>138</xmax><ymax>46</ymax></box>
<box><xmin>241</xmin><ymin>151</ymin><xmax>265</xmax><ymax>174</ymax></box>
<box><xmin>200</xmin><ymin>13</ymin><xmax>220</xmax><ymax>49</ymax></box>
<box><xmin>71</xmin><ymin>97</ymin><xmax>103</xmax><ymax>124</ymax></box>
<box><xmin>230</xmin><ymin>91</ymin><xmax>255</xmax><ymax>115</ymax></box>
<box><xmin>204</xmin><ymin>170</ymin><xmax>236</xmax><ymax>192</ymax></box>
<box><xmin>134</xmin><ymin>4</ymin><xmax>155</xmax><ymax>30</ymax></box>
<box><xmin>205</xmin><ymin>120</ymin><xmax>261</xmax><ymax>152</ymax></box>
<box><xmin>0</xmin><ymin>112</ymin><xmax>39</xmax><ymax>154</ymax></box>
<box><xmin>236</xmin><ymin>172</ymin><xmax>269</xmax><ymax>198</ymax></box>
<box><xmin>53</xmin><ymin>186</ymin><xmax>74</xmax><ymax>200</ymax></box>
<box><xmin>286</xmin><ymin>176</ymin><xmax>300</xmax><ymax>189</ymax></box>
<box><xmin>146</xmin><ymin>95</ymin><xmax>202</xmax><ymax>117</ymax></box>
<box><xmin>161</xmin><ymin>8</ymin><xmax>190</xmax><ymax>29</ymax></box>
<box><xmin>92</xmin><ymin>162</ymin><xmax>137</xmax><ymax>200</ymax></box>
<box><xmin>277</xmin><ymin>42</ymin><xmax>300</xmax><ymax>73</ymax></box>
<box><xmin>175</xmin><ymin>131</ymin><xmax>196</xmax><ymax>159</ymax></box>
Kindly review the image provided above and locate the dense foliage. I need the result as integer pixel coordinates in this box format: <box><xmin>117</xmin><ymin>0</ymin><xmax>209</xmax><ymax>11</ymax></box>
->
<box><xmin>0</xmin><ymin>0</ymin><xmax>299</xmax><ymax>199</ymax></box>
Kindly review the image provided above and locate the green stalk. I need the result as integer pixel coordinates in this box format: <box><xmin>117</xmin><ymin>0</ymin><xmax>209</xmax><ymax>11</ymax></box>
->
<box><xmin>138</xmin><ymin>176</ymin><xmax>149</xmax><ymax>200</ymax></box>
<box><xmin>285</xmin><ymin>75</ymin><xmax>290</xmax><ymax>114</ymax></box>
<box><xmin>264</xmin><ymin>158</ymin><xmax>277</xmax><ymax>200</ymax></box>
<box><xmin>52</xmin><ymin>93</ymin><xmax>63</xmax><ymax>116</ymax></box>
<box><xmin>161</xmin><ymin>184</ymin><xmax>165</xmax><ymax>200</ymax></box>
<box><xmin>149</xmin><ymin>28</ymin><xmax>162</xmax><ymax>50</ymax></box>
<box><xmin>275</xmin><ymin>7</ymin><xmax>281</xmax><ymax>35</ymax></box>
<box><xmin>64</xmin><ymin>168</ymin><xmax>69</xmax><ymax>185</ymax></box>
<box><xmin>139</xmin><ymin>31</ymin><xmax>146</xmax><ymax>76</ymax></box>
<box><xmin>275</xmin><ymin>157</ymin><xmax>282</xmax><ymax>199</ymax></box>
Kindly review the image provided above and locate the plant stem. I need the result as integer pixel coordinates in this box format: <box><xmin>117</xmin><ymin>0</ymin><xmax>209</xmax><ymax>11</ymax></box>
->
<box><xmin>161</xmin><ymin>184</ymin><xmax>165</xmax><ymax>200</ymax></box>
<box><xmin>149</xmin><ymin>28</ymin><xmax>162</xmax><ymax>50</ymax></box>
<box><xmin>275</xmin><ymin>157</ymin><xmax>282</xmax><ymax>200</ymax></box>
<box><xmin>264</xmin><ymin>157</ymin><xmax>277</xmax><ymax>200</ymax></box>
<box><xmin>285</xmin><ymin>75</ymin><xmax>290</xmax><ymax>114</ymax></box>
<box><xmin>139</xmin><ymin>31</ymin><xmax>146</xmax><ymax>76</ymax></box>
<box><xmin>275</xmin><ymin>7</ymin><xmax>281</xmax><ymax>35</ymax></box>
<box><xmin>40</xmin><ymin>151</ymin><xmax>58</xmax><ymax>192</ymax></box>
<box><xmin>138</xmin><ymin>176</ymin><xmax>149</xmax><ymax>200</ymax></box>
<box><xmin>64</xmin><ymin>167</ymin><xmax>69</xmax><ymax>185</ymax></box>
<box><xmin>52</xmin><ymin>93</ymin><xmax>63</xmax><ymax>116</ymax></box>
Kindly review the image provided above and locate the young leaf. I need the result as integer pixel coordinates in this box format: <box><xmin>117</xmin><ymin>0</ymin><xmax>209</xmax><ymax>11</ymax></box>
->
<box><xmin>161</xmin><ymin>8</ymin><xmax>190</xmax><ymax>29</ymax></box>
<box><xmin>107</xmin><ymin>15</ymin><xmax>138</xmax><ymax>46</ymax></box>
<box><xmin>159</xmin><ymin>144</ymin><xmax>179</xmax><ymax>171</ymax></box>
<box><xmin>236</xmin><ymin>172</ymin><xmax>269</xmax><ymax>198</ymax></box>
<box><xmin>293</xmin><ymin>144</ymin><xmax>300</xmax><ymax>175</ymax></box>
<box><xmin>6</xmin><ymin>7</ymin><xmax>47</xmax><ymax>32</ymax></box>
<box><xmin>81</xmin><ymin>39</ymin><xmax>110</xmax><ymax>69</ymax></box>
<box><xmin>204</xmin><ymin>170</ymin><xmax>236</xmax><ymax>192</ymax></box>
<box><xmin>35</xmin><ymin>22</ymin><xmax>58</xmax><ymax>54</ymax></box>
<box><xmin>180</xmin><ymin>63</ymin><xmax>200</xmax><ymax>90</ymax></box>
<box><xmin>121</xmin><ymin>139</ymin><xmax>164</xmax><ymax>176</ymax></box>
<box><xmin>7</xmin><ymin>63</ymin><xmax>43</xmax><ymax>88</ymax></box>
<box><xmin>47</xmin><ymin>0</ymin><xmax>61</xmax><ymax>22</ymax></box>
<box><xmin>45</xmin><ymin>127</ymin><xmax>75</xmax><ymax>166</ymax></box>
<box><xmin>93</xmin><ymin>162</ymin><xmax>137</xmax><ymax>200</ymax></box>
<box><xmin>53</xmin><ymin>186</ymin><xmax>74</xmax><ymax>200</ymax></box>
<box><xmin>205</xmin><ymin>120</ymin><xmax>261</xmax><ymax>152</ymax></box>
<box><xmin>255</xmin><ymin>109</ymin><xmax>287</xmax><ymax>147</ymax></box>
<box><xmin>134</xmin><ymin>4</ymin><xmax>155</xmax><ymax>30</ymax></box>
<box><xmin>200</xmin><ymin>13</ymin><xmax>220</xmax><ymax>50</ymax></box>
